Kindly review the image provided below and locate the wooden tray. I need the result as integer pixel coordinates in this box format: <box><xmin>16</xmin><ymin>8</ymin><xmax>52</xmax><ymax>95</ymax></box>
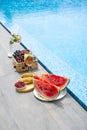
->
<box><xmin>12</xmin><ymin>55</ymin><xmax>38</xmax><ymax>72</ymax></box>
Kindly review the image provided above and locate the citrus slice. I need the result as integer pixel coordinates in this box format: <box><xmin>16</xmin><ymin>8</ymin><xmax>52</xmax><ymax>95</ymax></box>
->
<box><xmin>24</xmin><ymin>53</ymin><xmax>34</xmax><ymax>66</ymax></box>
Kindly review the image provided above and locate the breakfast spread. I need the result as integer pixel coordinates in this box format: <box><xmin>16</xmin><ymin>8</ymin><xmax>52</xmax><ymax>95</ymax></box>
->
<box><xmin>14</xmin><ymin>72</ymin><xmax>70</xmax><ymax>101</ymax></box>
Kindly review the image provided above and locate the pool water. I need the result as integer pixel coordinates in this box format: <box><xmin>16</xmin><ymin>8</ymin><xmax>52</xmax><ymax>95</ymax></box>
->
<box><xmin>0</xmin><ymin>0</ymin><xmax>87</xmax><ymax>110</ymax></box>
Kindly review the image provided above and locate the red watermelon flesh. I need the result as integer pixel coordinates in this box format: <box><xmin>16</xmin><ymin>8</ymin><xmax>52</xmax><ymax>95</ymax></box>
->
<box><xmin>42</xmin><ymin>74</ymin><xmax>70</xmax><ymax>91</ymax></box>
<box><xmin>34</xmin><ymin>75</ymin><xmax>60</xmax><ymax>100</ymax></box>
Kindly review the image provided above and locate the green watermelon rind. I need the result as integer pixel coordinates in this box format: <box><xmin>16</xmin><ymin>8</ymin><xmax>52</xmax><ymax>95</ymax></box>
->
<box><xmin>59</xmin><ymin>79</ymin><xmax>70</xmax><ymax>91</ymax></box>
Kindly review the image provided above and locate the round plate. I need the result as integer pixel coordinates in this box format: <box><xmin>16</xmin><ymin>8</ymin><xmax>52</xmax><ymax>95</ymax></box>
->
<box><xmin>16</xmin><ymin>84</ymin><xmax>34</xmax><ymax>93</ymax></box>
<box><xmin>33</xmin><ymin>89</ymin><xmax>67</xmax><ymax>101</ymax></box>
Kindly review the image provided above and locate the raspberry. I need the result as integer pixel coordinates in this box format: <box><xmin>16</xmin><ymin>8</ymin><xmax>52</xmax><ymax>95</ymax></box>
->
<box><xmin>14</xmin><ymin>81</ymin><xmax>25</xmax><ymax>88</ymax></box>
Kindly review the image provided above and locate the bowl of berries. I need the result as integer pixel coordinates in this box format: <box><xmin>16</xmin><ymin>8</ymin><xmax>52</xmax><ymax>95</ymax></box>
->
<box><xmin>14</xmin><ymin>81</ymin><xmax>26</xmax><ymax>90</ymax></box>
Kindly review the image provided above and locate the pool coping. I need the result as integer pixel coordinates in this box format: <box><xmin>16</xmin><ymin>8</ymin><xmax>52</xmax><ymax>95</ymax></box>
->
<box><xmin>0</xmin><ymin>22</ymin><xmax>87</xmax><ymax>111</ymax></box>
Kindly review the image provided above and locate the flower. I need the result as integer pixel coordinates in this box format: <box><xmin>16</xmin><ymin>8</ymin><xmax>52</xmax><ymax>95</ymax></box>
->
<box><xmin>10</xmin><ymin>33</ymin><xmax>21</xmax><ymax>45</ymax></box>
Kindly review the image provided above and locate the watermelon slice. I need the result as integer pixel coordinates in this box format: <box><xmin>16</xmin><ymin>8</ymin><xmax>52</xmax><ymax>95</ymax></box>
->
<box><xmin>33</xmin><ymin>75</ymin><xmax>60</xmax><ymax>100</ymax></box>
<box><xmin>42</xmin><ymin>74</ymin><xmax>70</xmax><ymax>91</ymax></box>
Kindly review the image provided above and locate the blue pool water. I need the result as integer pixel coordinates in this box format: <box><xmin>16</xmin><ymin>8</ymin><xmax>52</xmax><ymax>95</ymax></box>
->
<box><xmin>0</xmin><ymin>0</ymin><xmax>87</xmax><ymax>110</ymax></box>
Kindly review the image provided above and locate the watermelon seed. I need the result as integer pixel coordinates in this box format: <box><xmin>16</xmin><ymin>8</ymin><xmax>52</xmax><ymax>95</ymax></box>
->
<box><xmin>39</xmin><ymin>87</ymin><xmax>43</xmax><ymax>90</ymax></box>
<box><xmin>44</xmin><ymin>87</ymin><xmax>48</xmax><ymax>90</ymax></box>
<box><xmin>50</xmin><ymin>90</ymin><xmax>53</xmax><ymax>93</ymax></box>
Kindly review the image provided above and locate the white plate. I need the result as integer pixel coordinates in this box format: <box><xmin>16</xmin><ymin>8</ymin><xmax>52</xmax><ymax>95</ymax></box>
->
<box><xmin>33</xmin><ymin>89</ymin><xmax>67</xmax><ymax>101</ymax></box>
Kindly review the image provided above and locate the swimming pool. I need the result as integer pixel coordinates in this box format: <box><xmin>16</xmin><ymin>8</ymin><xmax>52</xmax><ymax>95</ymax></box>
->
<box><xmin>0</xmin><ymin>0</ymin><xmax>87</xmax><ymax>110</ymax></box>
